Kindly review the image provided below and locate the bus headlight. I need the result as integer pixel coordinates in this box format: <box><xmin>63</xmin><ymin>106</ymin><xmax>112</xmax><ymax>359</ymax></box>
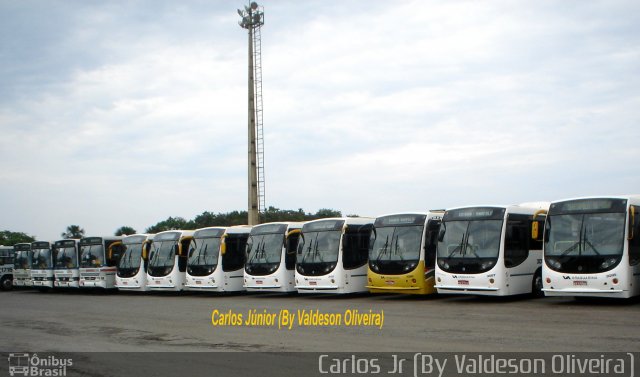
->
<box><xmin>546</xmin><ymin>258</ymin><xmax>562</xmax><ymax>270</ymax></box>
<box><xmin>369</xmin><ymin>263</ymin><xmax>379</xmax><ymax>272</ymax></box>
<box><xmin>403</xmin><ymin>262</ymin><xmax>417</xmax><ymax>272</ymax></box>
<box><xmin>437</xmin><ymin>259</ymin><xmax>449</xmax><ymax>270</ymax></box>
<box><xmin>600</xmin><ymin>257</ymin><xmax>619</xmax><ymax>270</ymax></box>
<box><xmin>480</xmin><ymin>260</ymin><xmax>495</xmax><ymax>270</ymax></box>
<box><xmin>323</xmin><ymin>263</ymin><xmax>336</xmax><ymax>273</ymax></box>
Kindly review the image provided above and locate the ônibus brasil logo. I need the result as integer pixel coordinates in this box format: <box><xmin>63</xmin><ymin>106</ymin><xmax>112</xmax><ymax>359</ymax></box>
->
<box><xmin>7</xmin><ymin>353</ymin><xmax>72</xmax><ymax>377</ymax></box>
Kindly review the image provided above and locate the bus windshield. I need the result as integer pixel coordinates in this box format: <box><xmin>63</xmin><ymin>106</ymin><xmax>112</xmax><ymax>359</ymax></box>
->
<box><xmin>148</xmin><ymin>240</ymin><xmax>177</xmax><ymax>272</ymax></box>
<box><xmin>118</xmin><ymin>243</ymin><xmax>144</xmax><ymax>270</ymax></box>
<box><xmin>55</xmin><ymin>247</ymin><xmax>78</xmax><ymax>269</ymax></box>
<box><xmin>14</xmin><ymin>250</ymin><xmax>32</xmax><ymax>269</ymax></box>
<box><xmin>80</xmin><ymin>244</ymin><xmax>105</xmax><ymax>268</ymax></box>
<box><xmin>545</xmin><ymin>212</ymin><xmax>625</xmax><ymax>273</ymax></box>
<box><xmin>437</xmin><ymin>220</ymin><xmax>503</xmax><ymax>273</ymax></box>
<box><xmin>187</xmin><ymin>237</ymin><xmax>221</xmax><ymax>276</ymax></box>
<box><xmin>369</xmin><ymin>225</ymin><xmax>423</xmax><ymax>273</ymax></box>
<box><xmin>296</xmin><ymin>230</ymin><xmax>341</xmax><ymax>276</ymax></box>
<box><xmin>32</xmin><ymin>248</ymin><xmax>53</xmax><ymax>269</ymax></box>
<box><xmin>245</xmin><ymin>232</ymin><xmax>284</xmax><ymax>275</ymax></box>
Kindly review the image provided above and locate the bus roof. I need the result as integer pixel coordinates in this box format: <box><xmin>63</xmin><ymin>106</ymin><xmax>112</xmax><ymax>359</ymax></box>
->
<box><xmin>550</xmin><ymin>195</ymin><xmax>640</xmax><ymax>204</ymax></box>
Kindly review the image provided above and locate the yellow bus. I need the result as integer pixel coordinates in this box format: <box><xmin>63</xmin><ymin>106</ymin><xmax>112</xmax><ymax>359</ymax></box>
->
<box><xmin>367</xmin><ymin>212</ymin><xmax>443</xmax><ymax>295</ymax></box>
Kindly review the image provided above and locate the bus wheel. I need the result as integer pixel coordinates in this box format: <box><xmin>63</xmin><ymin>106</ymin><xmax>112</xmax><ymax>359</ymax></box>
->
<box><xmin>532</xmin><ymin>271</ymin><xmax>543</xmax><ymax>298</ymax></box>
<box><xmin>1</xmin><ymin>276</ymin><xmax>13</xmax><ymax>291</ymax></box>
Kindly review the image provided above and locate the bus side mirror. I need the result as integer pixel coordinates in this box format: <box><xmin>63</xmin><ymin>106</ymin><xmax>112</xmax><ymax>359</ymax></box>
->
<box><xmin>221</xmin><ymin>236</ymin><xmax>227</xmax><ymax>255</ymax></box>
<box><xmin>531</xmin><ymin>221</ymin><xmax>539</xmax><ymax>240</ymax></box>
<box><xmin>437</xmin><ymin>227</ymin><xmax>446</xmax><ymax>242</ymax></box>
<box><xmin>629</xmin><ymin>207</ymin><xmax>635</xmax><ymax>240</ymax></box>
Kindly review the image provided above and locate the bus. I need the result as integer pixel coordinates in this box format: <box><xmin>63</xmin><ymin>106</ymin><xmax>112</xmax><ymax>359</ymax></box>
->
<box><xmin>367</xmin><ymin>212</ymin><xmax>443</xmax><ymax>295</ymax></box>
<box><xmin>542</xmin><ymin>196</ymin><xmax>640</xmax><ymax>299</ymax></box>
<box><xmin>185</xmin><ymin>226</ymin><xmax>251</xmax><ymax>292</ymax></box>
<box><xmin>13</xmin><ymin>243</ymin><xmax>32</xmax><ymax>288</ymax></box>
<box><xmin>244</xmin><ymin>222</ymin><xmax>302</xmax><ymax>293</ymax></box>
<box><xmin>31</xmin><ymin>241</ymin><xmax>55</xmax><ymax>290</ymax></box>
<box><xmin>0</xmin><ymin>246</ymin><xmax>13</xmax><ymax>290</ymax></box>
<box><xmin>79</xmin><ymin>236</ymin><xmax>124</xmax><ymax>289</ymax></box>
<box><xmin>147</xmin><ymin>230</ymin><xmax>194</xmax><ymax>292</ymax></box>
<box><xmin>53</xmin><ymin>239</ymin><xmax>81</xmax><ymax>288</ymax></box>
<box><xmin>434</xmin><ymin>203</ymin><xmax>548</xmax><ymax>297</ymax></box>
<box><xmin>116</xmin><ymin>234</ymin><xmax>154</xmax><ymax>292</ymax></box>
<box><xmin>295</xmin><ymin>217</ymin><xmax>374</xmax><ymax>294</ymax></box>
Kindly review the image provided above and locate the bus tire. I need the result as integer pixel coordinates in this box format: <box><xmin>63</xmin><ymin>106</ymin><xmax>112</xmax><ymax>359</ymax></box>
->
<box><xmin>1</xmin><ymin>275</ymin><xmax>13</xmax><ymax>291</ymax></box>
<box><xmin>531</xmin><ymin>270</ymin><xmax>543</xmax><ymax>298</ymax></box>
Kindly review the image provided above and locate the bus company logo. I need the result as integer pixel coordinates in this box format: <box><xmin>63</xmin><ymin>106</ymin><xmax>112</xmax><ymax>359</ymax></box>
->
<box><xmin>451</xmin><ymin>275</ymin><xmax>474</xmax><ymax>279</ymax></box>
<box><xmin>7</xmin><ymin>353</ymin><xmax>72</xmax><ymax>376</ymax></box>
<box><xmin>563</xmin><ymin>275</ymin><xmax>597</xmax><ymax>280</ymax></box>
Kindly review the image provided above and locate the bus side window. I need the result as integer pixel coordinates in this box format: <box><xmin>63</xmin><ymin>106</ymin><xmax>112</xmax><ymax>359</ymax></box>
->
<box><xmin>629</xmin><ymin>206</ymin><xmax>640</xmax><ymax>266</ymax></box>
<box><xmin>108</xmin><ymin>243</ymin><xmax>124</xmax><ymax>267</ymax></box>
<box><xmin>178</xmin><ymin>239</ymin><xmax>191</xmax><ymax>272</ymax></box>
<box><xmin>504</xmin><ymin>215</ymin><xmax>529</xmax><ymax>268</ymax></box>
<box><xmin>285</xmin><ymin>233</ymin><xmax>300</xmax><ymax>270</ymax></box>
<box><xmin>342</xmin><ymin>226</ymin><xmax>371</xmax><ymax>270</ymax></box>
<box><xmin>222</xmin><ymin>235</ymin><xmax>249</xmax><ymax>272</ymax></box>
<box><xmin>424</xmin><ymin>220</ymin><xmax>441</xmax><ymax>269</ymax></box>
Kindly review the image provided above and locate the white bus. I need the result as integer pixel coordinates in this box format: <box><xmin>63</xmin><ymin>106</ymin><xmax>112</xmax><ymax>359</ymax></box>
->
<box><xmin>542</xmin><ymin>196</ymin><xmax>640</xmax><ymax>299</ymax></box>
<box><xmin>185</xmin><ymin>226</ymin><xmax>251</xmax><ymax>292</ymax></box>
<box><xmin>244</xmin><ymin>222</ymin><xmax>302</xmax><ymax>293</ymax></box>
<box><xmin>147</xmin><ymin>230</ymin><xmax>194</xmax><ymax>292</ymax></box>
<box><xmin>53</xmin><ymin>239</ymin><xmax>80</xmax><ymax>288</ymax></box>
<box><xmin>116</xmin><ymin>234</ymin><xmax>154</xmax><ymax>292</ymax></box>
<box><xmin>0</xmin><ymin>246</ymin><xmax>13</xmax><ymax>291</ymax></box>
<box><xmin>367</xmin><ymin>212</ymin><xmax>443</xmax><ymax>295</ymax></box>
<box><xmin>295</xmin><ymin>217</ymin><xmax>374</xmax><ymax>294</ymax></box>
<box><xmin>79</xmin><ymin>236</ymin><xmax>124</xmax><ymax>289</ymax></box>
<box><xmin>31</xmin><ymin>241</ymin><xmax>55</xmax><ymax>290</ymax></box>
<box><xmin>435</xmin><ymin>203</ymin><xmax>548</xmax><ymax>297</ymax></box>
<box><xmin>12</xmin><ymin>243</ymin><xmax>31</xmax><ymax>288</ymax></box>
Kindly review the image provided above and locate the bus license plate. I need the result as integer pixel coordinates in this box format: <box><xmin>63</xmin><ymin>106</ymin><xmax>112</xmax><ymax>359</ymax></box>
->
<box><xmin>573</xmin><ymin>281</ymin><xmax>587</xmax><ymax>286</ymax></box>
<box><xmin>458</xmin><ymin>280</ymin><xmax>469</xmax><ymax>285</ymax></box>
<box><xmin>256</xmin><ymin>280</ymin><xmax>263</xmax><ymax>284</ymax></box>
<box><xmin>196</xmin><ymin>281</ymin><xmax>201</xmax><ymax>285</ymax></box>
<box><xmin>310</xmin><ymin>281</ymin><xmax>317</xmax><ymax>286</ymax></box>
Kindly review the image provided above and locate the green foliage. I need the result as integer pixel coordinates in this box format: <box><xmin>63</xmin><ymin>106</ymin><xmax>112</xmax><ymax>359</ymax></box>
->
<box><xmin>0</xmin><ymin>230</ymin><xmax>36</xmax><ymax>246</ymax></box>
<box><xmin>144</xmin><ymin>207</ymin><xmax>344</xmax><ymax>233</ymax></box>
<box><xmin>61</xmin><ymin>225</ymin><xmax>85</xmax><ymax>239</ymax></box>
<box><xmin>145</xmin><ymin>217</ymin><xmax>192</xmax><ymax>234</ymax></box>
<box><xmin>115</xmin><ymin>226</ymin><xmax>137</xmax><ymax>236</ymax></box>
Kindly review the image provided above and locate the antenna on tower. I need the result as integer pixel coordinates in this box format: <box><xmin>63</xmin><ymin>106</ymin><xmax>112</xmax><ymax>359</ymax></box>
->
<box><xmin>238</xmin><ymin>2</ymin><xmax>265</xmax><ymax>226</ymax></box>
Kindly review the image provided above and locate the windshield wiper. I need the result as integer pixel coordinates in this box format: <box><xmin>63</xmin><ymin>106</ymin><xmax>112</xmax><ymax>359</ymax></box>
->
<box><xmin>583</xmin><ymin>235</ymin><xmax>601</xmax><ymax>256</ymax></box>
<box><xmin>393</xmin><ymin>235</ymin><xmax>405</xmax><ymax>261</ymax></box>
<box><xmin>560</xmin><ymin>241</ymin><xmax>581</xmax><ymax>256</ymax></box>
<box><xmin>313</xmin><ymin>239</ymin><xmax>324</xmax><ymax>262</ymax></box>
<box><xmin>376</xmin><ymin>236</ymin><xmax>390</xmax><ymax>263</ymax></box>
<box><xmin>301</xmin><ymin>238</ymin><xmax>314</xmax><ymax>264</ymax></box>
<box><xmin>448</xmin><ymin>234</ymin><xmax>465</xmax><ymax>258</ymax></box>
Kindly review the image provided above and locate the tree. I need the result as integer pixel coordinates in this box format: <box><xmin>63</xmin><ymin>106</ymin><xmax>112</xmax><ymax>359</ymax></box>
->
<box><xmin>0</xmin><ymin>230</ymin><xmax>36</xmax><ymax>246</ymax></box>
<box><xmin>61</xmin><ymin>225</ymin><xmax>85</xmax><ymax>239</ymax></box>
<box><xmin>312</xmin><ymin>208</ymin><xmax>342</xmax><ymax>219</ymax></box>
<box><xmin>145</xmin><ymin>217</ymin><xmax>193</xmax><ymax>234</ymax></box>
<box><xmin>115</xmin><ymin>226</ymin><xmax>137</xmax><ymax>236</ymax></box>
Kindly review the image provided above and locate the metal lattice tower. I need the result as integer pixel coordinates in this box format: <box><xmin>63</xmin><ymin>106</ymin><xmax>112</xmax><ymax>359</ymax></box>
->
<box><xmin>238</xmin><ymin>2</ymin><xmax>265</xmax><ymax>225</ymax></box>
<box><xmin>253</xmin><ymin>18</ymin><xmax>266</xmax><ymax>221</ymax></box>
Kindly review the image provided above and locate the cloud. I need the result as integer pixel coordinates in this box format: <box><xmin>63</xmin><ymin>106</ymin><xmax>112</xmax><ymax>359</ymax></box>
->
<box><xmin>0</xmin><ymin>1</ymin><xmax>639</xmax><ymax>239</ymax></box>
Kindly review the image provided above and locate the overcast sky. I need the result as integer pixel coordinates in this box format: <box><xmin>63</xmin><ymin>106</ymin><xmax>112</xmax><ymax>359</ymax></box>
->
<box><xmin>1</xmin><ymin>1</ymin><xmax>639</xmax><ymax>240</ymax></box>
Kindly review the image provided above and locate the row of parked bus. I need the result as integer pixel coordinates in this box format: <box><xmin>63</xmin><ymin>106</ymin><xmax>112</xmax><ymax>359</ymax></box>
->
<box><xmin>3</xmin><ymin>195</ymin><xmax>640</xmax><ymax>299</ymax></box>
